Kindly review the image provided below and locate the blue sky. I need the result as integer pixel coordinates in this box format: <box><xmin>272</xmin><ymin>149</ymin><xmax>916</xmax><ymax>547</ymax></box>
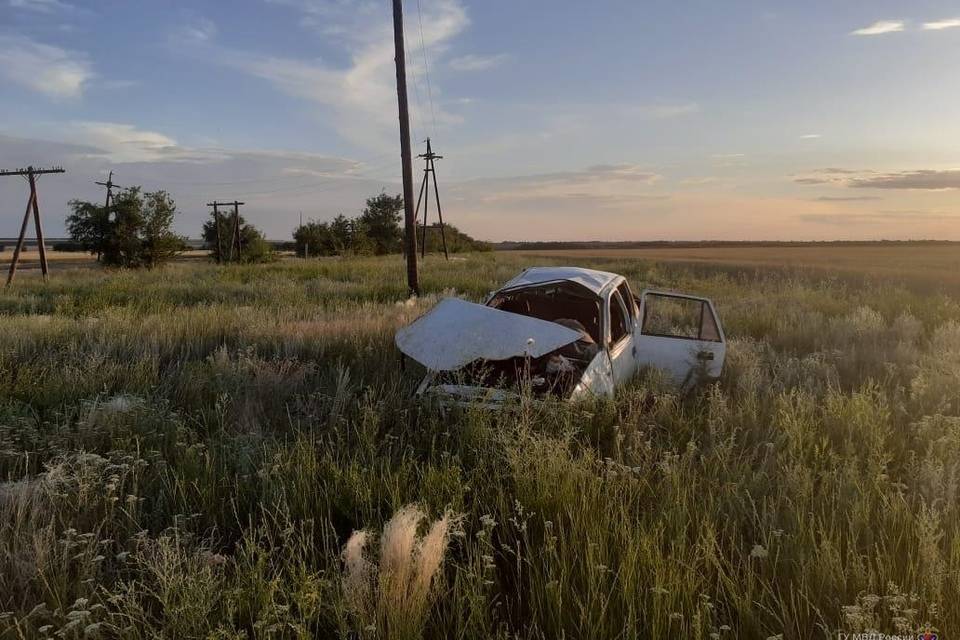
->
<box><xmin>1</xmin><ymin>0</ymin><xmax>959</xmax><ymax>240</ymax></box>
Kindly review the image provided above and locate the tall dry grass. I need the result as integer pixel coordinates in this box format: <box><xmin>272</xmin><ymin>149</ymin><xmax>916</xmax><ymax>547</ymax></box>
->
<box><xmin>0</xmin><ymin>253</ymin><xmax>958</xmax><ymax>638</ymax></box>
<box><xmin>342</xmin><ymin>504</ymin><xmax>460</xmax><ymax>639</ymax></box>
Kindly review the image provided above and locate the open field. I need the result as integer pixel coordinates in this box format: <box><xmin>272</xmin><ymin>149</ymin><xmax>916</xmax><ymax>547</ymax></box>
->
<box><xmin>0</xmin><ymin>250</ymin><xmax>99</xmax><ymax>270</ymax></box>
<box><xmin>1</xmin><ymin>252</ymin><xmax>960</xmax><ymax>638</ymax></box>
<box><xmin>516</xmin><ymin>245</ymin><xmax>960</xmax><ymax>293</ymax></box>
<box><xmin>0</xmin><ymin>250</ymin><xmax>211</xmax><ymax>271</ymax></box>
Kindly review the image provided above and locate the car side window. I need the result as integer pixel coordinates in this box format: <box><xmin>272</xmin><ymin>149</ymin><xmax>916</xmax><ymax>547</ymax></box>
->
<box><xmin>616</xmin><ymin>281</ymin><xmax>637</xmax><ymax>321</ymax></box>
<box><xmin>641</xmin><ymin>294</ymin><xmax>722</xmax><ymax>342</ymax></box>
<box><xmin>699</xmin><ymin>302</ymin><xmax>721</xmax><ymax>341</ymax></box>
<box><xmin>609</xmin><ymin>290</ymin><xmax>630</xmax><ymax>346</ymax></box>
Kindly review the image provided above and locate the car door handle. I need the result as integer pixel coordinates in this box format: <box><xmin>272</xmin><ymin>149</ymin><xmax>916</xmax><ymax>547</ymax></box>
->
<box><xmin>697</xmin><ymin>350</ymin><xmax>715</xmax><ymax>361</ymax></box>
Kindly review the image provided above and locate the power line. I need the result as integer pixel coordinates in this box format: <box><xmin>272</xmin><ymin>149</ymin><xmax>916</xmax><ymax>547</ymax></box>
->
<box><xmin>117</xmin><ymin>150</ymin><xmax>401</xmax><ymax>189</ymax></box>
<box><xmin>181</xmin><ymin>158</ymin><xmax>403</xmax><ymax>199</ymax></box>
<box><xmin>402</xmin><ymin>0</ymin><xmax>423</xmax><ymax>145</ymax></box>
<box><xmin>110</xmin><ymin>151</ymin><xmax>404</xmax><ymax>197</ymax></box>
<box><xmin>416</xmin><ymin>0</ymin><xmax>438</xmax><ymax>136</ymax></box>
<box><xmin>156</xmin><ymin>174</ymin><xmax>329</xmax><ymax>187</ymax></box>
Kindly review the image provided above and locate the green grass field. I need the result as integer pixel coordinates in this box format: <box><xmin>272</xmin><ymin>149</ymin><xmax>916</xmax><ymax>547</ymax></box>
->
<box><xmin>1</xmin><ymin>252</ymin><xmax>959</xmax><ymax>638</ymax></box>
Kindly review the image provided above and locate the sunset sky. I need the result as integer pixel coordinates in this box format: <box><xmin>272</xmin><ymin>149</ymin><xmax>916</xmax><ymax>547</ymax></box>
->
<box><xmin>1</xmin><ymin>0</ymin><xmax>959</xmax><ymax>241</ymax></box>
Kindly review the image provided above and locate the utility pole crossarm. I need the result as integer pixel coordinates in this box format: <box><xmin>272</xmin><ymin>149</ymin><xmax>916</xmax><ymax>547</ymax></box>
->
<box><xmin>95</xmin><ymin>176</ymin><xmax>123</xmax><ymax>190</ymax></box>
<box><xmin>0</xmin><ymin>166</ymin><xmax>65</xmax><ymax>177</ymax></box>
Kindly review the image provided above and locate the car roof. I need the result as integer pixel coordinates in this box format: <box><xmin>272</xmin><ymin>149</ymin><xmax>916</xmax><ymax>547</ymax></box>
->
<box><xmin>498</xmin><ymin>266</ymin><xmax>623</xmax><ymax>296</ymax></box>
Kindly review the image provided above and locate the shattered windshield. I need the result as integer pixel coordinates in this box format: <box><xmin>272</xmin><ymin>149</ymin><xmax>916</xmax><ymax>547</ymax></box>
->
<box><xmin>487</xmin><ymin>281</ymin><xmax>602</xmax><ymax>344</ymax></box>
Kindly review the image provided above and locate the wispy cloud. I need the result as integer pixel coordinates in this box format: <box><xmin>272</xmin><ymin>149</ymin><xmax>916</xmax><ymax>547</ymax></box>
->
<box><xmin>794</xmin><ymin>167</ymin><xmax>960</xmax><ymax>191</ymax></box>
<box><xmin>461</xmin><ymin>164</ymin><xmax>661</xmax><ymax>191</ymax></box>
<box><xmin>850</xmin><ymin>20</ymin><xmax>904</xmax><ymax>36</ymax></box>
<box><xmin>813</xmin><ymin>195</ymin><xmax>882</xmax><ymax>202</ymax></box>
<box><xmin>53</xmin><ymin>121</ymin><xmax>367</xmax><ymax>171</ymax></box>
<box><xmin>0</xmin><ymin>35</ymin><xmax>93</xmax><ymax>99</ymax></box>
<box><xmin>794</xmin><ymin>167</ymin><xmax>868</xmax><ymax>184</ymax></box>
<box><xmin>849</xmin><ymin>169</ymin><xmax>960</xmax><ymax>190</ymax></box>
<box><xmin>799</xmin><ymin>133</ymin><xmax>822</xmax><ymax>139</ymax></box>
<box><xmin>66</xmin><ymin>122</ymin><xmax>182</xmax><ymax>163</ymax></box>
<box><xmin>8</xmin><ymin>0</ymin><xmax>73</xmax><ymax>13</ymax></box>
<box><xmin>448</xmin><ymin>53</ymin><xmax>508</xmax><ymax>71</ymax></box>
<box><xmin>820</xmin><ymin>168</ymin><xmax>861</xmax><ymax>174</ymax></box>
<box><xmin>922</xmin><ymin>18</ymin><xmax>960</xmax><ymax>30</ymax></box>
<box><xmin>446</xmin><ymin>163</ymin><xmax>665</xmax><ymax>222</ymax></box>
<box><xmin>800</xmin><ymin>211</ymin><xmax>958</xmax><ymax>225</ymax></box>
<box><xmin>192</xmin><ymin>0</ymin><xmax>469</xmax><ymax>150</ymax></box>
<box><xmin>582</xmin><ymin>164</ymin><xmax>662</xmax><ymax>182</ymax></box>
<box><xmin>175</xmin><ymin>17</ymin><xmax>219</xmax><ymax>44</ymax></box>
<box><xmin>628</xmin><ymin>102</ymin><xmax>700</xmax><ymax>119</ymax></box>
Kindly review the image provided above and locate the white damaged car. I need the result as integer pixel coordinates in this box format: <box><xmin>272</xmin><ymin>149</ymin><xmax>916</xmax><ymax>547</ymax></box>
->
<box><xmin>396</xmin><ymin>267</ymin><xmax>726</xmax><ymax>405</ymax></box>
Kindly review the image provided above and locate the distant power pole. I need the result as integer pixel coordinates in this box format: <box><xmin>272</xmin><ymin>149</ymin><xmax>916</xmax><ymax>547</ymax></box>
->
<box><xmin>206</xmin><ymin>200</ymin><xmax>245</xmax><ymax>262</ymax></box>
<box><xmin>228</xmin><ymin>201</ymin><xmax>245</xmax><ymax>261</ymax></box>
<box><xmin>206</xmin><ymin>201</ymin><xmax>226</xmax><ymax>263</ymax></box>
<box><xmin>415</xmin><ymin>138</ymin><xmax>449</xmax><ymax>260</ymax></box>
<box><xmin>94</xmin><ymin>172</ymin><xmax>123</xmax><ymax>262</ymax></box>
<box><xmin>300</xmin><ymin>211</ymin><xmax>308</xmax><ymax>258</ymax></box>
<box><xmin>95</xmin><ymin>171</ymin><xmax>123</xmax><ymax>216</ymax></box>
<box><xmin>392</xmin><ymin>0</ymin><xmax>420</xmax><ymax>296</ymax></box>
<box><xmin>1</xmin><ymin>165</ymin><xmax>64</xmax><ymax>285</ymax></box>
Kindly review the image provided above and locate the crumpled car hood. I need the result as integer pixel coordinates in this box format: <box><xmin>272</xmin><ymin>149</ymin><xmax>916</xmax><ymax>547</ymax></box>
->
<box><xmin>395</xmin><ymin>298</ymin><xmax>582</xmax><ymax>372</ymax></box>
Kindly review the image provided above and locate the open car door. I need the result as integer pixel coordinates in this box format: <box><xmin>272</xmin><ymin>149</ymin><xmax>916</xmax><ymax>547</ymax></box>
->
<box><xmin>635</xmin><ymin>290</ymin><xmax>726</xmax><ymax>386</ymax></box>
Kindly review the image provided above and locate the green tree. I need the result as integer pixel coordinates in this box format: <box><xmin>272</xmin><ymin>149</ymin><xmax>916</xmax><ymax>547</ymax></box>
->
<box><xmin>293</xmin><ymin>221</ymin><xmax>335</xmax><ymax>257</ymax></box>
<box><xmin>102</xmin><ymin>188</ymin><xmax>146</xmax><ymax>267</ymax></box>
<box><xmin>69</xmin><ymin>187</ymin><xmax>185</xmax><ymax>269</ymax></box>
<box><xmin>329</xmin><ymin>214</ymin><xmax>354</xmax><ymax>252</ymax></box>
<box><xmin>140</xmin><ymin>191</ymin><xmax>185</xmax><ymax>268</ymax></box>
<box><xmin>65</xmin><ymin>200</ymin><xmax>111</xmax><ymax>261</ymax></box>
<box><xmin>289</xmin><ymin>192</ymin><xmax>490</xmax><ymax>259</ymax></box>
<box><xmin>202</xmin><ymin>211</ymin><xmax>273</xmax><ymax>263</ymax></box>
<box><xmin>357</xmin><ymin>192</ymin><xmax>403</xmax><ymax>255</ymax></box>
<box><xmin>293</xmin><ymin>214</ymin><xmax>366</xmax><ymax>257</ymax></box>
<box><xmin>420</xmin><ymin>223</ymin><xmax>492</xmax><ymax>253</ymax></box>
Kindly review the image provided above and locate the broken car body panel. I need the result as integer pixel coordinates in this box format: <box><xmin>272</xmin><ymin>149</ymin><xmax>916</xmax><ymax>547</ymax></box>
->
<box><xmin>396</xmin><ymin>267</ymin><xmax>726</xmax><ymax>406</ymax></box>
<box><xmin>395</xmin><ymin>297</ymin><xmax>583</xmax><ymax>371</ymax></box>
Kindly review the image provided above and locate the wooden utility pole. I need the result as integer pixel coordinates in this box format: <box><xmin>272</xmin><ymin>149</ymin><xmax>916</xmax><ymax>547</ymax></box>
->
<box><xmin>1</xmin><ymin>165</ymin><xmax>64</xmax><ymax>285</ymax></box>
<box><xmin>229</xmin><ymin>201</ymin><xmax>244</xmax><ymax>261</ymax></box>
<box><xmin>206</xmin><ymin>201</ymin><xmax>225</xmax><ymax>263</ymax></box>
<box><xmin>95</xmin><ymin>171</ymin><xmax>123</xmax><ymax>215</ymax></box>
<box><xmin>392</xmin><ymin>0</ymin><xmax>420</xmax><ymax>296</ymax></box>
<box><xmin>300</xmin><ymin>211</ymin><xmax>308</xmax><ymax>258</ymax></box>
<box><xmin>206</xmin><ymin>200</ymin><xmax>244</xmax><ymax>262</ymax></box>
<box><xmin>94</xmin><ymin>172</ymin><xmax>123</xmax><ymax>262</ymax></box>
<box><xmin>415</xmin><ymin>137</ymin><xmax>449</xmax><ymax>260</ymax></box>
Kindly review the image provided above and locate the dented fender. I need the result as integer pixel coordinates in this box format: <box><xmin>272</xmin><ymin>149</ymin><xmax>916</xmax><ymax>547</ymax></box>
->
<box><xmin>570</xmin><ymin>351</ymin><xmax>615</xmax><ymax>399</ymax></box>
